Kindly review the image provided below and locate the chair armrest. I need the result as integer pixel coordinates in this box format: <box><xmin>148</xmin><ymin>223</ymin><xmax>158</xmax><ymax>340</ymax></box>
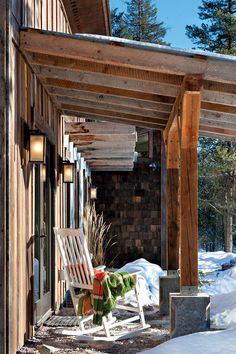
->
<box><xmin>95</xmin><ymin>265</ymin><xmax>106</xmax><ymax>271</ymax></box>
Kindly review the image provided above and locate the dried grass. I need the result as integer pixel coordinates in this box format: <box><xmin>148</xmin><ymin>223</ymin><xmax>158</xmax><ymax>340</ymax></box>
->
<box><xmin>83</xmin><ymin>202</ymin><xmax>117</xmax><ymax>267</ymax></box>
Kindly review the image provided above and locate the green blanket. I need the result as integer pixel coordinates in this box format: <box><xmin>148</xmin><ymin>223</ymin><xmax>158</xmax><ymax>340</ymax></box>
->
<box><xmin>78</xmin><ymin>271</ymin><xmax>136</xmax><ymax>325</ymax></box>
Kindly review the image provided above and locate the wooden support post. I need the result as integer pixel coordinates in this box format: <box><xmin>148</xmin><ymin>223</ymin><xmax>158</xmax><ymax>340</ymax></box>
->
<box><xmin>160</xmin><ymin>133</ymin><xmax>167</xmax><ymax>269</ymax></box>
<box><xmin>166</xmin><ymin>119</ymin><xmax>180</xmax><ymax>272</ymax></box>
<box><xmin>0</xmin><ymin>0</ymin><xmax>8</xmax><ymax>352</ymax></box>
<box><xmin>180</xmin><ymin>89</ymin><xmax>201</xmax><ymax>290</ymax></box>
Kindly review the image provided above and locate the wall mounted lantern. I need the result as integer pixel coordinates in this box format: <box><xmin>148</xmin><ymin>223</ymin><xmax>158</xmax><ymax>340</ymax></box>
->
<box><xmin>58</xmin><ymin>154</ymin><xmax>76</xmax><ymax>184</ymax></box>
<box><xmin>24</xmin><ymin>122</ymin><xmax>46</xmax><ymax>163</ymax></box>
<box><xmin>62</xmin><ymin>162</ymin><xmax>75</xmax><ymax>183</ymax></box>
<box><xmin>89</xmin><ymin>185</ymin><xmax>97</xmax><ymax>200</ymax></box>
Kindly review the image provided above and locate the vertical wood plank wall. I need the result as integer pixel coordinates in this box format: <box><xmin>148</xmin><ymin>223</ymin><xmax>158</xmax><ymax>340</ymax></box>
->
<box><xmin>9</xmin><ymin>1</ymin><xmax>71</xmax><ymax>352</ymax></box>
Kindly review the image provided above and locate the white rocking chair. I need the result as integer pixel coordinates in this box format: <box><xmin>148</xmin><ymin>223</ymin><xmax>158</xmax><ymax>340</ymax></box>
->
<box><xmin>54</xmin><ymin>227</ymin><xmax>150</xmax><ymax>341</ymax></box>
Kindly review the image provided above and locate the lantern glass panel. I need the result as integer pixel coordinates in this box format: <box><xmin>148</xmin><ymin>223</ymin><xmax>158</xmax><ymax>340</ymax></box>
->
<box><xmin>63</xmin><ymin>163</ymin><xmax>74</xmax><ymax>183</ymax></box>
<box><xmin>90</xmin><ymin>187</ymin><xmax>97</xmax><ymax>200</ymax></box>
<box><xmin>29</xmin><ymin>134</ymin><xmax>46</xmax><ymax>163</ymax></box>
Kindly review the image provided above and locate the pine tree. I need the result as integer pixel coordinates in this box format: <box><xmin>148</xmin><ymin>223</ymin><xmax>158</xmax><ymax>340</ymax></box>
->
<box><xmin>186</xmin><ymin>1</ymin><xmax>236</xmax><ymax>252</ymax></box>
<box><xmin>111</xmin><ymin>8</ymin><xmax>130</xmax><ymax>38</ymax></box>
<box><xmin>112</xmin><ymin>0</ymin><xmax>167</xmax><ymax>44</ymax></box>
<box><xmin>198</xmin><ymin>138</ymin><xmax>236</xmax><ymax>252</ymax></box>
<box><xmin>186</xmin><ymin>0</ymin><xmax>236</xmax><ymax>54</ymax></box>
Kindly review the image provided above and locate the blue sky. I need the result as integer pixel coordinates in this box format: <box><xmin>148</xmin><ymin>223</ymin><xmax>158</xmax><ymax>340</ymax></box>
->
<box><xmin>110</xmin><ymin>0</ymin><xmax>202</xmax><ymax>49</ymax></box>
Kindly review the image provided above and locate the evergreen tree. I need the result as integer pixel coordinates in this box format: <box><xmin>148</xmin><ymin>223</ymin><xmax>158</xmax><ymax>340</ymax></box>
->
<box><xmin>111</xmin><ymin>8</ymin><xmax>129</xmax><ymax>38</ymax></box>
<box><xmin>198</xmin><ymin>138</ymin><xmax>236</xmax><ymax>252</ymax></box>
<box><xmin>186</xmin><ymin>0</ymin><xmax>236</xmax><ymax>54</ymax></box>
<box><xmin>186</xmin><ymin>1</ymin><xmax>236</xmax><ymax>251</ymax></box>
<box><xmin>111</xmin><ymin>0</ymin><xmax>167</xmax><ymax>44</ymax></box>
<box><xmin>125</xmin><ymin>0</ymin><xmax>167</xmax><ymax>44</ymax></box>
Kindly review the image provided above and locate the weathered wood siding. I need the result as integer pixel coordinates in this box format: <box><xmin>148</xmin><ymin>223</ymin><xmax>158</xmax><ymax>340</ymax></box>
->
<box><xmin>8</xmin><ymin>1</ymin><xmax>71</xmax><ymax>352</ymax></box>
<box><xmin>12</xmin><ymin>0</ymin><xmax>71</xmax><ymax>33</ymax></box>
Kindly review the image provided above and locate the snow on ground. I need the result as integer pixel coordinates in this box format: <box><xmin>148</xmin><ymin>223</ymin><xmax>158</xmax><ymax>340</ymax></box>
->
<box><xmin>198</xmin><ymin>251</ymin><xmax>236</xmax><ymax>273</ymax></box>
<box><xmin>139</xmin><ymin>327</ymin><xmax>236</xmax><ymax>354</ymax></box>
<box><xmin>139</xmin><ymin>251</ymin><xmax>236</xmax><ymax>354</ymax></box>
<box><xmin>116</xmin><ymin>252</ymin><xmax>236</xmax><ymax>329</ymax></box>
<box><xmin>198</xmin><ymin>251</ymin><xmax>236</xmax><ymax>329</ymax></box>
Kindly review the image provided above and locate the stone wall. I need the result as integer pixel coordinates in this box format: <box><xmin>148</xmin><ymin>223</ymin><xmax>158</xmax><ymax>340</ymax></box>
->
<box><xmin>92</xmin><ymin>140</ymin><xmax>162</xmax><ymax>267</ymax></box>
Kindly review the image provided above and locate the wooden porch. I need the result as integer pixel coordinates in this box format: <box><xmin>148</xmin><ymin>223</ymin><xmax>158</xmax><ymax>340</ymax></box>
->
<box><xmin>20</xmin><ymin>27</ymin><xmax>236</xmax><ymax>294</ymax></box>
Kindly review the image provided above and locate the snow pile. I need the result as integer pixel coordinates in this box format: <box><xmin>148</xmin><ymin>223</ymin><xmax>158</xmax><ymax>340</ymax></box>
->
<box><xmin>211</xmin><ymin>291</ymin><xmax>236</xmax><ymax>329</ymax></box>
<box><xmin>131</xmin><ymin>252</ymin><xmax>236</xmax><ymax>354</ymax></box>
<box><xmin>198</xmin><ymin>251</ymin><xmax>236</xmax><ymax>273</ymax></box>
<box><xmin>116</xmin><ymin>252</ymin><xmax>236</xmax><ymax>328</ymax></box>
<box><xmin>139</xmin><ymin>327</ymin><xmax>236</xmax><ymax>354</ymax></box>
<box><xmin>117</xmin><ymin>258</ymin><xmax>165</xmax><ymax>306</ymax></box>
<box><xmin>198</xmin><ymin>251</ymin><xmax>236</xmax><ymax>329</ymax></box>
<box><xmin>195</xmin><ymin>251</ymin><xmax>236</xmax><ymax>331</ymax></box>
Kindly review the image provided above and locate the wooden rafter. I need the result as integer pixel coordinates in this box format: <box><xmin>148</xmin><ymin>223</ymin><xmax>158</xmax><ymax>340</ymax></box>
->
<box><xmin>20</xmin><ymin>29</ymin><xmax>236</xmax><ymax>83</ymax></box>
<box><xmin>43</xmin><ymin>77</ymin><xmax>176</xmax><ymax>104</ymax></box>
<box><xmin>49</xmin><ymin>87</ymin><xmax>172</xmax><ymax>111</ymax></box>
<box><xmin>61</xmin><ymin>104</ymin><xmax>168</xmax><ymax>125</ymax></box>
<box><xmin>201</xmin><ymin>101</ymin><xmax>236</xmax><ymax>115</ymax></box>
<box><xmin>58</xmin><ymin>97</ymin><xmax>171</xmax><ymax>119</ymax></box>
<box><xmin>66</xmin><ymin>121</ymin><xmax>137</xmax><ymax>171</ymax></box>
<box><xmin>19</xmin><ymin>28</ymin><xmax>236</xmax><ymax>139</ymax></box>
<box><xmin>34</xmin><ymin>65</ymin><xmax>180</xmax><ymax>98</ymax></box>
<box><xmin>28</xmin><ymin>52</ymin><xmax>184</xmax><ymax>86</ymax></box>
<box><xmin>63</xmin><ymin>111</ymin><xmax>163</xmax><ymax>130</ymax></box>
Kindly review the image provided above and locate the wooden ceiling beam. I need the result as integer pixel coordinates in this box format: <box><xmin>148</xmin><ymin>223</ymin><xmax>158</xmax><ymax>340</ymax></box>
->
<box><xmin>202</xmin><ymin>90</ymin><xmax>236</xmax><ymax>107</ymax></box>
<box><xmin>201</xmin><ymin>101</ymin><xmax>236</xmax><ymax>115</ymax></box>
<box><xmin>84</xmin><ymin>152</ymin><xmax>135</xmax><ymax>158</ymax></box>
<box><xmin>70</xmin><ymin>134</ymin><xmax>136</xmax><ymax>144</ymax></box>
<box><xmin>199</xmin><ymin>131</ymin><xmax>236</xmax><ymax>142</ymax></box>
<box><xmin>70</xmin><ymin>135</ymin><xmax>136</xmax><ymax>144</ymax></box>
<box><xmin>200</xmin><ymin>118</ymin><xmax>236</xmax><ymax>131</ymax></box>
<box><xmin>164</xmin><ymin>74</ymin><xmax>204</xmax><ymax>139</ymax></box>
<box><xmin>65</xmin><ymin>122</ymin><xmax>136</xmax><ymax>135</ymax></box>
<box><xmin>62</xmin><ymin>110</ymin><xmax>165</xmax><ymax>130</ymax></box>
<box><xmin>57</xmin><ymin>97</ymin><xmax>170</xmax><ymax>119</ymax></box>
<box><xmin>75</xmin><ymin>141</ymin><xmax>136</xmax><ymax>150</ymax></box>
<box><xmin>203</xmin><ymin>80</ymin><xmax>236</xmax><ymax>94</ymax></box>
<box><xmin>89</xmin><ymin>160</ymin><xmax>134</xmax><ymax>168</ymax></box>
<box><xmin>20</xmin><ymin>29</ymin><xmax>236</xmax><ymax>83</ymax></box>
<box><xmin>44</xmin><ymin>77</ymin><xmax>176</xmax><ymax>104</ymax></box>
<box><xmin>201</xmin><ymin>110</ymin><xmax>236</xmax><ymax>124</ymax></box>
<box><xmin>91</xmin><ymin>167</ymin><xmax>134</xmax><ymax>171</ymax></box>
<box><xmin>28</xmin><ymin>52</ymin><xmax>184</xmax><ymax>86</ymax></box>
<box><xmin>35</xmin><ymin>65</ymin><xmax>179</xmax><ymax>98</ymax></box>
<box><xmin>61</xmin><ymin>104</ymin><xmax>168</xmax><ymax>126</ymax></box>
<box><xmin>200</xmin><ymin>125</ymin><xmax>236</xmax><ymax>137</ymax></box>
<box><xmin>54</xmin><ymin>91</ymin><xmax>172</xmax><ymax>113</ymax></box>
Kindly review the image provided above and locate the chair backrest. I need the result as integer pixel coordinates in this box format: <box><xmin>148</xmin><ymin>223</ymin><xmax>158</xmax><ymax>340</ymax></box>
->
<box><xmin>54</xmin><ymin>227</ymin><xmax>94</xmax><ymax>290</ymax></box>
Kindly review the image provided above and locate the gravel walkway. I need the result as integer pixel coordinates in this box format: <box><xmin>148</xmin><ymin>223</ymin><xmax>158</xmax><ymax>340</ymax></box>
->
<box><xmin>18</xmin><ymin>308</ymin><xmax>170</xmax><ymax>354</ymax></box>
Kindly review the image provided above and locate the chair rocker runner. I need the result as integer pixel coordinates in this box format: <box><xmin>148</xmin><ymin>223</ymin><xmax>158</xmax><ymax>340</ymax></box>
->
<box><xmin>54</xmin><ymin>227</ymin><xmax>150</xmax><ymax>341</ymax></box>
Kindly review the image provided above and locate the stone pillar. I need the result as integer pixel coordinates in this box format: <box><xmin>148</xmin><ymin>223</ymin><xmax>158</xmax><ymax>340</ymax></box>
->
<box><xmin>170</xmin><ymin>292</ymin><xmax>210</xmax><ymax>337</ymax></box>
<box><xmin>159</xmin><ymin>271</ymin><xmax>180</xmax><ymax>316</ymax></box>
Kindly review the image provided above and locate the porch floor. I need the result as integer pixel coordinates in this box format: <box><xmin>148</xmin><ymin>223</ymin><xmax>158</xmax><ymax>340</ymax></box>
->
<box><xmin>18</xmin><ymin>308</ymin><xmax>169</xmax><ymax>353</ymax></box>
